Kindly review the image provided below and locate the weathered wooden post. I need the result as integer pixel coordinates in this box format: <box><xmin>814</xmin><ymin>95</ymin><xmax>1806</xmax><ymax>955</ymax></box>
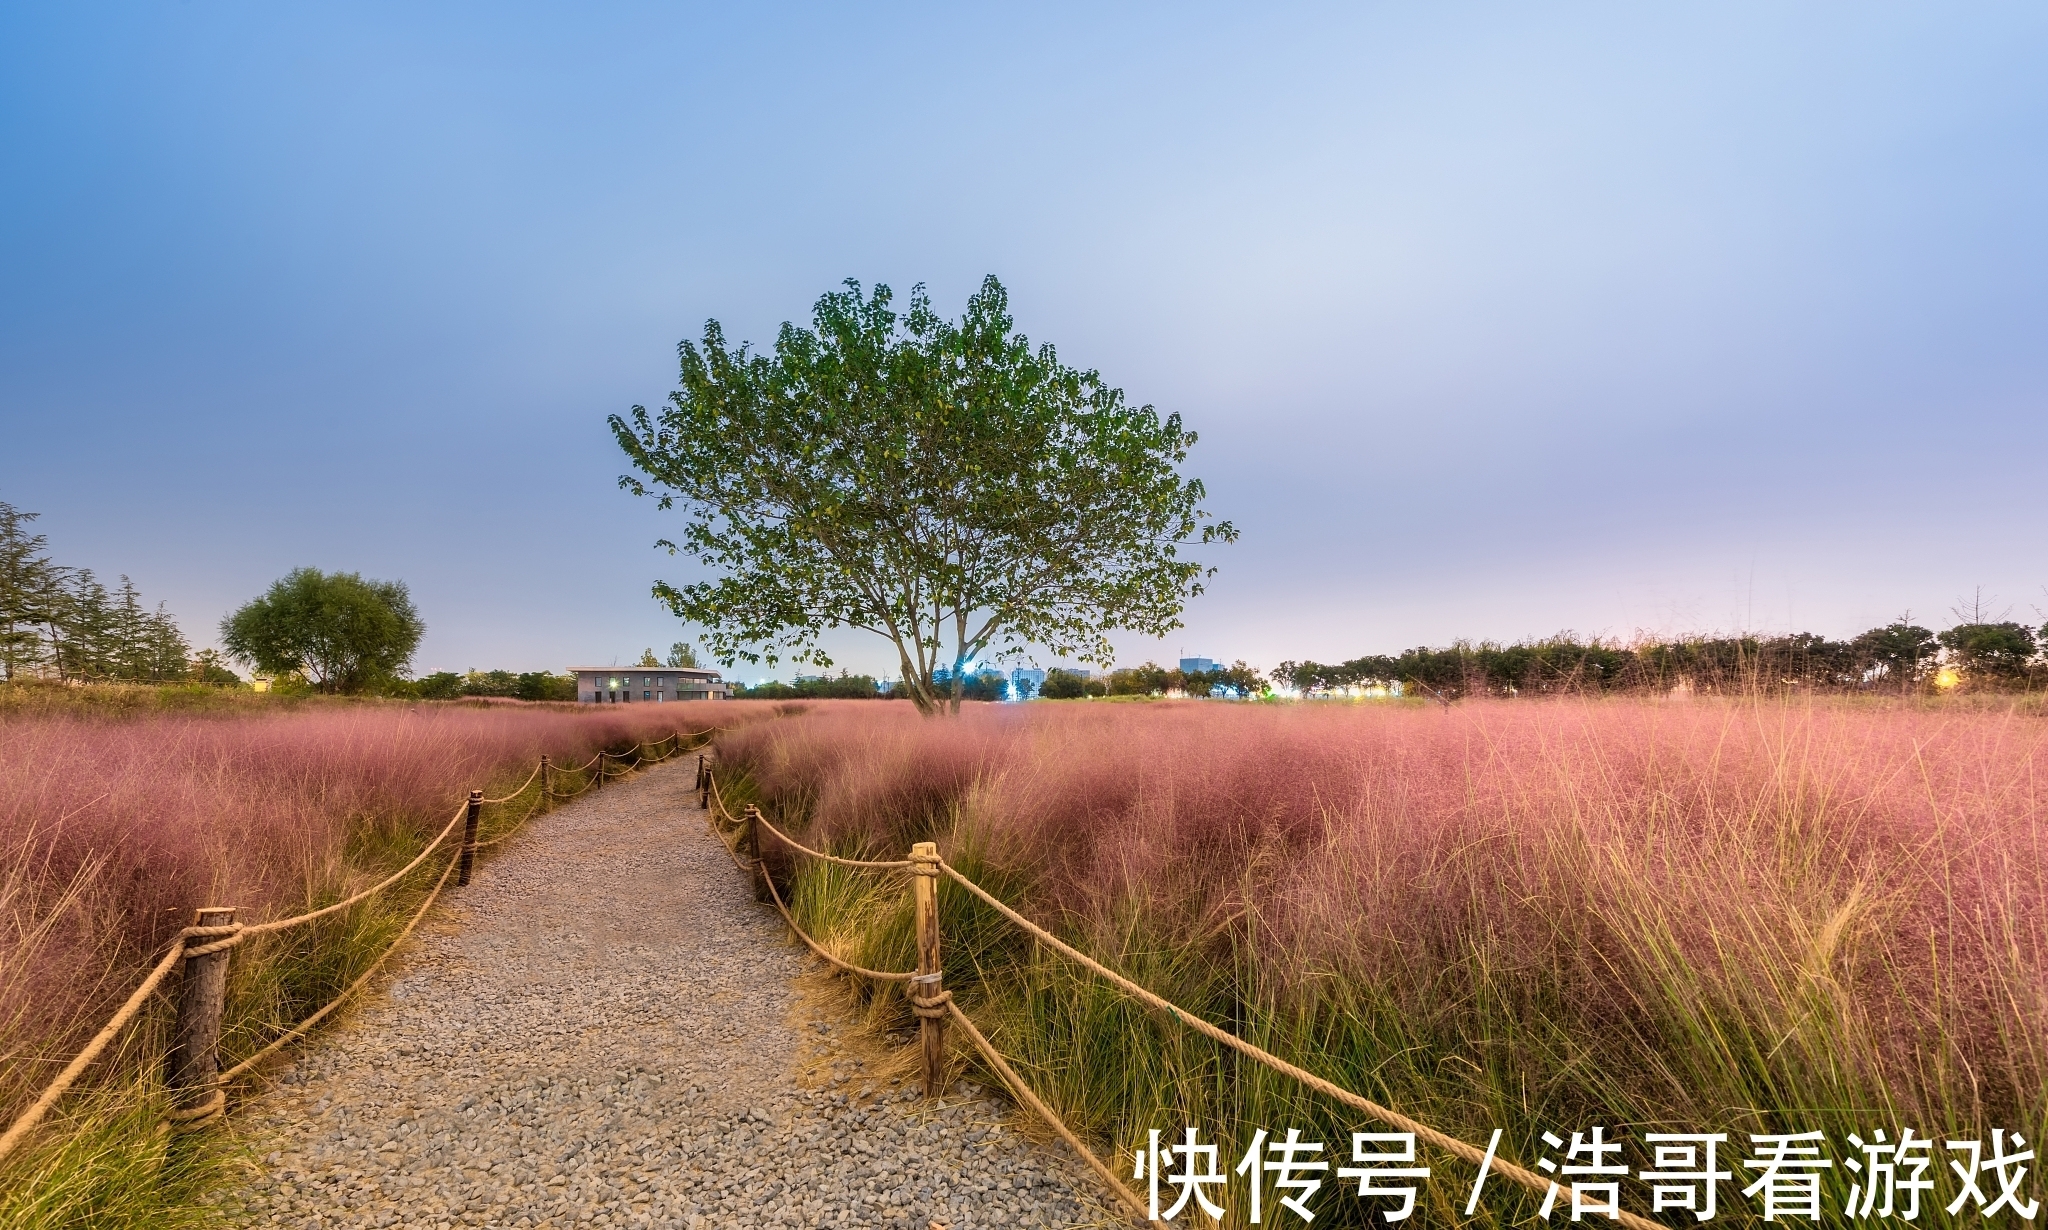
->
<box><xmin>597</xmin><ymin>750</ymin><xmax>608</xmax><ymax>788</ymax></box>
<box><xmin>167</xmin><ymin>906</ymin><xmax>236</xmax><ymax>1123</ymax></box>
<box><xmin>695</xmin><ymin>753</ymin><xmax>706</xmax><ymax>792</ymax></box>
<box><xmin>909</xmin><ymin>841</ymin><xmax>947</xmax><ymax>1098</ymax></box>
<box><xmin>457</xmin><ymin>789</ymin><xmax>482</xmax><ymax>886</ymax></box>
<box><xmin>700</xmin><ymin>762</ymin><xmax>711</xmax><ymax>811</ymax></box>
<box><xmin>743</xmin><ymin>804</ymin><xmax>769</xmax><ymax>902</ymax></box>
<box><xmin>540</xmin><ymin>755</ymin><xmax>552</xmax><ymax>809</ymax></box>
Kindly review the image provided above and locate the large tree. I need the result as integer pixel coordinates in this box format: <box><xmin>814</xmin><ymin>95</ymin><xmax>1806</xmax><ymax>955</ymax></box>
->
<box><xmin>610</xmin><ymin>276</ymin><xmax>1233</xmax><ymax>714</ymax></box>
<box><xmin>220</xmin><ymin>568</ymin><xmax>424</xmax><ymax>693</ymax></box>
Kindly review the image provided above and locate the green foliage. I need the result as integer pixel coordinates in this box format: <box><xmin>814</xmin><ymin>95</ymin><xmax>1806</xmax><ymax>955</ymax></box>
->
<box><xmin>400</xmin><ymin>670</ymin><xmax>576</xmax><ymax>701</ymax></box>
<box><xmin>610</xmin><ymin>276</ymin><xmax>1234</xmax><ymax>716</ymax></box>
<box><xmin>637</xmin><ymin>647</ymin><xmax>661</xmax><ymax>667</ymax></box>
<box><xmin>1279</xmin><ymin>622</ymin><xmax>2043</xmax><ymax>697</ymax></box>
<box><xmin>0</xmin><ymin>1080</ymin><xmax>232</xmax><ymax>1230</ymax></box>
<box><xmin>0</xmin><ymin>500</ymin><xmax>54</xmax><ymax>680</ymax></box>
<box><xmin>1849</xmin><ymin>619</ymin><xmax>1938</xmax><ymax>688</ymax></box>
<box><xmin>219</xmin><ymin>568</ymin><xmax>425</xmax><ymax>694</ymax></box>
<box><xmin>666</xmin><ymin>641</ymin><xmax>699</xmax><ymax>668</ymax></box>
<box><xmin>185</xmin><ymin>648</ymin><xmax>240</xmax><ymax>685</ymax></box>
<box><xmin>735</xmin><ymin>672</ymin><xmax>888</xmax><ymax>700</ymax></box>
<box><xmin>413</xmin><ymin>671</ymin><xmax>465</xmax><ymax>700</ymax></box>
<box><xmin>1038</xmin><ymin>668</ymin><xmax>1091</xmax><ymax>699</ymax></box>
<box><xmin>1092</xmin><ymin>659</ymin><xmax>1266</xmax><ymax>699</ymax></box>
<box><xmin>1107</xmin><ymin>662</ymin><xmax>1172</xmax><ymax>695</ymax></box>
<box><xmin>1937</xmin><ymin>621</ymin><xmax>2038</xmax><ymax>680</ymax></box>
<box><xmin>0</xmin><ymin>501</ymin><xmax>191</xmax><ymax>683</ymax></box>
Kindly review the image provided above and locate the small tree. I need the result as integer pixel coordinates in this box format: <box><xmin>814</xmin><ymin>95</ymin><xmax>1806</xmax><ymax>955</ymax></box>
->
<box><xmin>637</xmin><ymin>647</ymin><xmax>661</xmax><ymax>667</ymax></box>
<box><xmin>1850</xmin><ymin>619</ymin><xmax>1938</xmax><ymax>689</ymax></box>
<box><xmin>611</xmin><ymin>276</ymin><xmax>1232</xmax><ymax>715</ymax></box>
<box><xmin>189</xmin><ymin>648</ymin><xmax>242</xmax><ymax>685</ymax></box>
<box><xmin>667</xmin><ymin>642</ymin><xmax>699</xmax><ymax>668</ymax></box>
<box><xmin>1938</xmin><ymin>622</ymin><xmax>2038</xmax><ymax>681</ymax></box>
<box><xmin>1218</xmin><ymin>660</ymin><xmax>1267</xmax><ymax>698</ymax></box>
<box><xmin>220</xmin><ymin>568</ymin><xmax>425</xmax><ymax>693</ymax></box>
<box><xmin>1038</xmin><ymin>669</ymin><xmax>1090</xmax><ymax>699</ymax></box>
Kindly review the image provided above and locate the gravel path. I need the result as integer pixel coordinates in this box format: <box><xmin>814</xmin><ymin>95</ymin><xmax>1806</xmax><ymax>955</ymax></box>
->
<box><xmin>229</xmin><ymin>758</ymin><xmax>1113</xmax><ymax>1230</ymax></box>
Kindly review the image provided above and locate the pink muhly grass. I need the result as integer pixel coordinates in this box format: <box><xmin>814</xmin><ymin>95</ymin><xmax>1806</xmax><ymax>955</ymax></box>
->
<box><xmin>0</xmin><ymin>702</ymin><xmax>755</xmax><ymax>1117</ymax></box>
<box><xmin>721</xmin><ymin>696</ymin><xmax>2048</xmax><ymax>1131</ymax></box>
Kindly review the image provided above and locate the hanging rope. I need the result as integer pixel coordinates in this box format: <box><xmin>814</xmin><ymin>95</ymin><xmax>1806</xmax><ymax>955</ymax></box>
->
<box><xmin>751</xmin><ymin>810</ymin><xmax>915</xmax><ymax>870</ymax></box>
<box><xmin>723</xmin><ymin>775</ymin><xmax>1667</xmax><ymax>1230</ymax></box>
<box><xmin>0</xmin><ymin>729</ymin><xmax>709</xmax><ymax>1161</ymax></box>
<box><xmin>217</xmin><ymin>850</ymin><xmax>461</xmax><ymax>1088</ymax></box>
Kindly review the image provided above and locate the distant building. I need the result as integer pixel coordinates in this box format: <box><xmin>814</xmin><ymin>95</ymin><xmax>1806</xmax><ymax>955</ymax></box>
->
<box><xmin>569</xmin><ymin>666</ymin><xmax>729</xmax><ymax>703</ymax></box>
<box><xmin>1179</xmin><ymin>657</ymin><xmax>1218</xmax><ymax>674</ymax></box>
<box><xmin>1010</xmin><ymin>667</ymin><xmax>1046</xmax><ymax>699</ymax></box>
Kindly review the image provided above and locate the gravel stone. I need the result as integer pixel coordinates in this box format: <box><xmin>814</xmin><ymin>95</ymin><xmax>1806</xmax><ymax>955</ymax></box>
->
<box><xmin>228</xmin><ymin>759</ymin><xmax>1113</xmax><ymax>1229</ymax></box>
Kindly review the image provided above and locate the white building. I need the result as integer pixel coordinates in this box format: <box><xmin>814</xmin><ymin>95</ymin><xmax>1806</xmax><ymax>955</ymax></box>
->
<box><xmin>569</xmin><ymin>666</ymin><xmax>729</xmax><ymax>703</ymax></box>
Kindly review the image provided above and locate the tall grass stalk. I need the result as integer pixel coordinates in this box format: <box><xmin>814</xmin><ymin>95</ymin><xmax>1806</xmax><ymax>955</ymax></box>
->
<box><xmin>723</xmin><ymin>696</ymin><xmax>2047</xmax><ymax>1227</ymax></box>
<box><xmin>0</xmin><ymin>698</ymin><xmax>782</xmax><ymax>1227</ymax></box>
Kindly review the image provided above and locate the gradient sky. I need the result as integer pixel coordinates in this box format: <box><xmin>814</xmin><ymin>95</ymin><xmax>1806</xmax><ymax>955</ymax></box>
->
<box><xmin>3</xmin><ymin>3</ymin><xmax>2044</xmax><ymax>682</ymax></box>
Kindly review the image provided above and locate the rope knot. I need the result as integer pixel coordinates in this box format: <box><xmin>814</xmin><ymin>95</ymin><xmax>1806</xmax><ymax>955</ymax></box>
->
<box><xmin>908</xmin><ymin>989</ymin><xmax>953</xmax><ymax>1019</ymax></box>
<box><xmin>178</xmin><ymin>922</ymin><xmax>245</xmax><ymax>957</ymax></box>
<box><xmin>908</xmin><ymin>849</ymin><xmax>941</xmax><ymax>878</ymax></box>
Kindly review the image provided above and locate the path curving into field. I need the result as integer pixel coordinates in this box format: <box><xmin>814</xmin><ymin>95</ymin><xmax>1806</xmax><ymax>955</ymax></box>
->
<box><xmin>228</xmin><ymin>757</ymin><xmax>1110</xmax><ymax>1230</ymax></box>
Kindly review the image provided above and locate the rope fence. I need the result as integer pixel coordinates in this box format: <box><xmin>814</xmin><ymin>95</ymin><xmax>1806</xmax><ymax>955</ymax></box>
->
<box><xmin>706</xmin><ymin>766</ymin><xmax>1669</xmax><ymax>1230</ymax></box>
<box><xmin>0</xmin><ymin>728</ymin><xmax>707</xmax><ymax>1167</ymax></box>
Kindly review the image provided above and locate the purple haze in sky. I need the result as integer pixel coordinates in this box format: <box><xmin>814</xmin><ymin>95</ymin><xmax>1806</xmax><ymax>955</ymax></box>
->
<box><xmin>2</xmin><ymin>3</ymin><xmax>2044</xmax><ymax>680</ymax></box>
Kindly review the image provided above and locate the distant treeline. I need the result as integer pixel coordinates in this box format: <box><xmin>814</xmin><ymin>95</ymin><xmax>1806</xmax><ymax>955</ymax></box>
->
<box><xmin>731</xmin><ymin>661</ymin><xmax>1270</xmax><ymax>702</ymax></box>
<box><xmin>733</xmin><ymin>673</ymin><xmax>887</xmax><ymax>700</ymax></box>
<box><xmin>1277</xmin><ymin>619</ymin><xmax>2047</xmax><ymax>698</ymax></box>
<box><xmin>1041</xmin><ymin>661</ymin><xmax>1265</xmax><ymax>699</ymax></box>
<box><xmin>407</xmin><ymin>670</ymin><xmax>579</xmax><ymax>702</ymax></box>
<box><xmin>0</xmin><ymin>500</ymin><xmax>236</xmax><ymax>685</ymax></box>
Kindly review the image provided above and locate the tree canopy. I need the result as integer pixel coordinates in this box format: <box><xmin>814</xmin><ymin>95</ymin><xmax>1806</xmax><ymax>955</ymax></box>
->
<box><xmin>1938</xmin><ymin>621</ymin><xmax>2038</xmax><ymax>679</ymax></box>
<box><xmin>611</xmin><ymin>276</ymin><xmax>1233</xmax><ymax>714</ymax></box>
<box><xmin>0</xmin><ymin>499</ymin><xmax>193</xmax><ymax>683</ymax></box>
<box><xmin>219</xmin><ymin>568</ymin><xmax>424</xmax><ymax>693</ymax></box>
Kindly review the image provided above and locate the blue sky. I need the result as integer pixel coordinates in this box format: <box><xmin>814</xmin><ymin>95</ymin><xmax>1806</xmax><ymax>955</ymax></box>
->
<box><xmin>3</xmin><ymin>3</ymin><xmax>2044</xmax><ymax>681</ymax></box>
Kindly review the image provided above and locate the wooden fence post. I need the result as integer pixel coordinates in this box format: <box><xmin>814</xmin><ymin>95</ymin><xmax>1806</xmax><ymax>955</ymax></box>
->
<box><xmin>700</xmin><ymin>761</ymin><xmax>711</xmax><ymax>811</ymax></box>
<box><xmin>743</xmin><ymin>804</ymin><xmax>769</xmax><ymax>902</ymax></box>
<box><xmin>458</xmin><ymin>789</ymin><xmax>482</xmax><ymax>886</ymax></box>
<box><xmin>540</xmin><ymin>755</ymin><xmax>552</xmax><ymax>809</ymax></box>
<box><xmin>167</xmin><ymin>906</ymin><xmax>236</xmax><ymax>1122</ymax></box>
<box><xmin>597</xmin><ymin>751</ymin><xmax>607</xmax><ymax>787</ymax></box>
<box><xmin>695</xmin><ymin>753</ymin><xmax>706</xmax><ymax>793</ymax></box>
<box><xmin>910</xmin><ymin>841</ymin><xmax>946</xmax><ymax>1098</ymax></box>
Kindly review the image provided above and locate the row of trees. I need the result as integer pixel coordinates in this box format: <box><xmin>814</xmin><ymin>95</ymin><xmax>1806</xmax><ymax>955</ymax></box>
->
<box><xmin>720</xmin><ymin>659</ymin><xmax>1270</xmax><ymax>702</ymax></box>
<box><xmin>1039</xmin><ymin>660</ymin><xmax>1265</xmax><ymax>699</ymax></box>
<box><xmin>1276</xmin><ymin>619</ymin><xmax>2048</xmax><ymax>698</ymax></box>
<box><xmin>0</xmin><ymin>500</ymin><xmax>225</xmax><ymax>684</ymax></box>
<box><xmin>407</xmin><ymin>670</ymin><xmax>579</xmax><ymax>701</ymax></box>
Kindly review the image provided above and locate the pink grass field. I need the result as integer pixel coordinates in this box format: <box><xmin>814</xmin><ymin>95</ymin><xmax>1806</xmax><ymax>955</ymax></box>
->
<box><xmin>0</xmin><ymin>700</ymin><xmax>773</xmax><ymax>1115</ymax></box>
<box><xmin>719</xmin><ymin>696</ymin><xmax>2048</xmax><ymax>1132</ymax></box>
